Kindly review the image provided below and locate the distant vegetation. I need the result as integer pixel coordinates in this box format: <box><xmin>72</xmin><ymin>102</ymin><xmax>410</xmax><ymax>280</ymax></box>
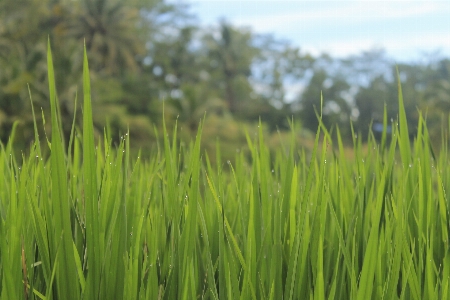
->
<box><xmin>1</xmin><ymin>0</ymin><xmax>450</xmax><ymax>159</ymax></box>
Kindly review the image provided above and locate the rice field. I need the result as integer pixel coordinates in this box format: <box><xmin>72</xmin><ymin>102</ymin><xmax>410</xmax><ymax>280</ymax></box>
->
<box><xmin>0</xmin><ymin>43</ymin><xmax>449</xmax><ymax>300</ymax></box>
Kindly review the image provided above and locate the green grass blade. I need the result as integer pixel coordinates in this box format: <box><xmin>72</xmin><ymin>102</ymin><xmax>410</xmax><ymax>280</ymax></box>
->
<box><xmin>81</xmin><ymin>42</ymin><xmax>101</xmax><ymax>299</ymax></box>
<box><xmin>356</xmin><ymin>169</ymin><xmax>386</xmax><ymax>300</ymax></box>
<box><xmin>47</xmin><ymin>38</ymin><xmax>80</xmax><ymax>300</ymax></box>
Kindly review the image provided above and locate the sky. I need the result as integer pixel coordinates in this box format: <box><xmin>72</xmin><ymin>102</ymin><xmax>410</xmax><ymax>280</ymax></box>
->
<box><xmin>176</xmin><ymin>0</ymin><xmax>450</xmax><ymax>62</ymax></box>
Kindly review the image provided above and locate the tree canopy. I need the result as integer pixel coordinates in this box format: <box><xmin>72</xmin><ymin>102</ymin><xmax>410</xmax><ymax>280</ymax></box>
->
<box><xmin>1</xmin><ymin>0</ymin><xmax>450</xmax><ymax>157</ymax></box>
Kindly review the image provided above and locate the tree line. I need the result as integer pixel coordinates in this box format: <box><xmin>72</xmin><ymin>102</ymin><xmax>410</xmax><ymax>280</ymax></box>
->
<box><xmin>1</xmin><ymin>0</ymin><xmax>450</xmax><ymax>155</ymax></box>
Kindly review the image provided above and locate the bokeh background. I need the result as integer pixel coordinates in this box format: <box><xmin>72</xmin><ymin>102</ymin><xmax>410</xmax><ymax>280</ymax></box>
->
<box><xmin>1</xmin><ymin>0</ymin><xmax>450</xmax><ymax>161</ymax></box>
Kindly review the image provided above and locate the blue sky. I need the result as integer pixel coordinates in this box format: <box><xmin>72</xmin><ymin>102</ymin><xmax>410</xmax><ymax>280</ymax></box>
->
<box><xmin>176</xmin><ymin>0</ymin><xmax>450</xmax><ymax>62</ymax></box>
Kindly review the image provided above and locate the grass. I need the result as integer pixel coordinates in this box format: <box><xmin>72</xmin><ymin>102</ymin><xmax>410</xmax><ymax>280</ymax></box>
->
<box><xmin>0</xmin><ymin>44</ymin><xmax>450</xmax><ymax>300</ymax></box>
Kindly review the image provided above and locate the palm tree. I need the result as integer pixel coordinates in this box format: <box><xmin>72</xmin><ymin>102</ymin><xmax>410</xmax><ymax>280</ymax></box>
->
<box><xmin>66</xmin><ymin>0</ymin><xmax>146</xmax><ymax>76</ymax></box>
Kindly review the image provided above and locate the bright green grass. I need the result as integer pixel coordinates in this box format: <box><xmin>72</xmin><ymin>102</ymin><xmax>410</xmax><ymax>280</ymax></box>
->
<box><xmin>1</xmin><ymin>44</ymin><xmax>450</xmax><ymax>300</ymax></box>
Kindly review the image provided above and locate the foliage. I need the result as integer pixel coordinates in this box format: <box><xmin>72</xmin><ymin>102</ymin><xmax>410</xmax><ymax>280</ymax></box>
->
<box><xmin>1</xmin><ymin>0</ymin><xmax>450</xmax><ymax>154</ymax></box>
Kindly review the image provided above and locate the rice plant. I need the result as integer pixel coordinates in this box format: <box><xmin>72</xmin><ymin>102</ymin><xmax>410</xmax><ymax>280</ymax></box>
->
<box><xmin>0</xmin><ymin>43</ymin><xmax>449</xmax><ymax>300</ymax></box>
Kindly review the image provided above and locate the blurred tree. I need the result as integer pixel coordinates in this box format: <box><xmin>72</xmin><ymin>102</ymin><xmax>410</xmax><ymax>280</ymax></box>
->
<box><xmin>340</xmin><ymin>48</ymin><xmax>392</xmax><ymax>87</ymax></box>
<box><xmin>419</xmin><ymin>58</ymin><xmax>450</xmax><ymax>142</ymax></box>
<box><xmin>298</xmin><ymin>66</ymin><xmax>351</xmax><ymax>135</ymax></box>
<box><xmin>202</xmin><ymin>21</ymin><xmax>259</xmax><ymax>116</ymax></box>
<box><xmin>0</xmin><ymin>0</ymin><xmax>57</xmax><ymax>144</ymax></box>
<box><xmin>0</xmin><ymin>0</ymin><xmax>173</xmax><ymax>144</ymax></box>
<box><xmin>2</xmin><ymin>0</ymin><xmax>450</xmax><ymax>151</ymax></box>
<box><xmin>354</xmin><ymin>75</ymin><xmax>392</xmax><ymax>138</ymax></box>
<box><xmin>251</xmin><ymin>34</ymin><xmax>314</xmax><ymax>130</ymax></box>
<box><xmin>65</xmin><ymin>0</ymin><xmax>150</xmax><ymax>76</ymax></box>
<box><xmin>354</xmin><ymin>62</ymin><xmax>427</xmax><ymax>140</ymax></box>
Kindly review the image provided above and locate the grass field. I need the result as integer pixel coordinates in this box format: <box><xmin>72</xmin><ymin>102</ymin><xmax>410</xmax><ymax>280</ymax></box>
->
<box><xmin>1</xmin><ymin>43</ymin><xmax>450</xmax><ymax>300</ymax></box>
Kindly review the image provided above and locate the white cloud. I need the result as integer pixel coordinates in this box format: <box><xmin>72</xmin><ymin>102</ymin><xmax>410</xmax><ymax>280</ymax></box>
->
<box><xmin>231</xmin><ymin>1</ymin><xmax>449</xmax><ymax>33</ymax></box>
<box><xmin>302</xmin><ymin>32</ymin><xmax>450</xmax><ymax>59</ymax></box>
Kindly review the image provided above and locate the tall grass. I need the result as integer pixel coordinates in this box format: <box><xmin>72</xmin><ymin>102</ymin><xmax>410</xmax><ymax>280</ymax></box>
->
<box><xmin>1</xmin><ymin>45</ymin><xmax>449</xmax><ymax>299</ymax></box>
